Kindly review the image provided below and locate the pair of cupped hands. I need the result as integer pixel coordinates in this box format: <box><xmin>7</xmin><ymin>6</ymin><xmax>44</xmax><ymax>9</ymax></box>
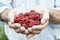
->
<box><xmin>8</xmin><ymin>5</ymin><xmax>49</xmax><ymax>38</ymax></box>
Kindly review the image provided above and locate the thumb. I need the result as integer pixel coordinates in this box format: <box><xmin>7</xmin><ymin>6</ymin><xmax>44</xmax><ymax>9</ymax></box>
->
<box><xmin>8</xmin><ymin>10</ymin><xmax>15</xmax><ymax>23</ymax></box>
<box><xmin>41</xmin><ymin>16</ymin><xmax>49</xmax><ymax>24</ymax></box>
<box><xmin>41</xmin><ymin>9</ymin><xmax>49</xmax><ymax>24</ymax></box>
<box><xmin>41</xmin><ymin>17</ymin><xmax>47</xmax><ymax>24</ymax></box>
<box><xmin>9</xmin><ymin>18</ymin><xmax>14</xmax><ymax>23</ymax></box>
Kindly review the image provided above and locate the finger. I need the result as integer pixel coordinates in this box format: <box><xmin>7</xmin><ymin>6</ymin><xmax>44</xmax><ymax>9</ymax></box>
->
<box><xmin>41</xmin><ymin>16</ymin><xmax>49</xmax><ymax>24</ymax></box>
<box><xmin>28</xmin><ymin>28</ymin><xmax>41</xmax><ymax>34</ymax></box>
<box><xmin>41</xmin><ymin>10</ymin><xmax>49</xmax><ymax>24</ymax></box>
<box><xmin>20</xmin><ymin>27</ymin><xmax>29</xmax><ymax>34</ymax></box>
<box><xmin>41</xmin><ymin>17</ymin><xmax>45</xmax><ymax>24</ymax></box>
<box><xmin>20</xmin><ymin>27</ymin><xmax>25</xmax><ymax>32</ymax></box>
<box><xmin>26</xmin><ymin>34</ymin><xmax>35</xmax><ymax>38</ymax></box>
<box><xmin>8</xmin><ymin>10</ymin><xmax>15</xmax><ymax>21</ymax></box>
<box><xmin>27</xmin><ymin>27</ymin><xmax>33</xmax><ymax>33</ymax></box>
<box><xmin>32</xmin><ymin>21</ymin><xmax>49</xmax><ymax>30</ymax></box>
<box><xmin>32</xmin><ymin>25</ymin><xmax>42</xmax><ymax>30</ymax></box>
<box><xmin>31</xmin><ymin>30</ymin><xmax>41</xmax><ymax>34</ymax></box>
<box><xmin>8</xmin><ymin>22</ymin><xmax>14</xmax><ymax>28</ymax></box>
<box><xmin>14</xmin><ymin>28</ymin><xmax>21</xmax><ymax>33</ymax></box>
<box><xmin>8</xmin><ymin>22</ymin><xmax>21</xmax><ymax>29</ymax></box>
<box><xmin>15</xmin><ymin>27</ymin><xmax>26</xmax><ymax>34</ymax></box>
<box><xmin>24</xmin><ymin>29</ymin><xmax>29</xmax><ymax>34</ymax></box>
<box><xmin>9</xmin><ymin>19</ymin><xmax>14</xmax><ymax>23</ymax></box>
<box><xmin>13</xmin><ymin>23</ymin><xmax>21</xmax><ymax>29</ymax></box>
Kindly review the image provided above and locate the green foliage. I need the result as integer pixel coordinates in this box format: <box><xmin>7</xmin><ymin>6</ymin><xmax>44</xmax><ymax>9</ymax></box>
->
<box><xmin>0</xmin><ymin>24</ymin><xmax>8</xmax><ymax>40</ymax></box>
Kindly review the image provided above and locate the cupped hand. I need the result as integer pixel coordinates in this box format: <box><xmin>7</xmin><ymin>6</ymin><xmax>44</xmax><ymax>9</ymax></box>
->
<box><xmin>26</xmin><ymin>5</ymin><xmax>49</xmax><ymax>38</ymax></box>
<box><xmin>8</xmin><ymin>6</ymin><xmax>49</xmax><ymax>38</ymax></box>
<box><xmin>8</xmin><ymin>8</ymin><xmax>29</xmax><ymax>34</ymax></box>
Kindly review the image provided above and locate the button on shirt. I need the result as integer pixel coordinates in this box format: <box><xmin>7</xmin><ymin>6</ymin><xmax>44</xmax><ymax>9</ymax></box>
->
<box><xmin>0</xmin><ymin>0</ymin><xmax>60</xmax><ymax>40</ymax></box>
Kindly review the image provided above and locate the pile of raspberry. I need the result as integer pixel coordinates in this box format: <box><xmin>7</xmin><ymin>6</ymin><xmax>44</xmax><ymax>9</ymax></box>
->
<box><xmin>14</xmin><ymin>10</ymin><xmax>42</xmax><ymax>29</ymax></box>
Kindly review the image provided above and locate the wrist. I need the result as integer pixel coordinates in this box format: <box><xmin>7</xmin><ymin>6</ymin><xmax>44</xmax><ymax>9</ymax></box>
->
<box><xmin>0</xmin><ymin>8</ymin><xmax>11</xmax><ymax>22</ymax></box>
<box><xmin>49</xmin><ymin>9</ymin><xmax>60</xmax><ymax>24</ymax></box>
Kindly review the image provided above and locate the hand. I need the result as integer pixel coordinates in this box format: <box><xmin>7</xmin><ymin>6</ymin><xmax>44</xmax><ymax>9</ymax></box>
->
<box><xmin>49</xmin><ymin>9</ymin><xmax>60</xmax><ymax>24</ymax></box>
<box><xmin>8</xmin><ymin>6</ymin><xmax>49</xmax><ymax>38</ymax></box>
<box><xmin>8</xmin><ymin>8</ymin><xmax>29</xmax><ymax>34</ymax></box>
<box><xmin>1</xmin><ymin>8</ymin><xmax>11</xmax><ymax>22</ymax></box>
<box><xmin>26</xmin><ymin>5</ymin><xmax>49</xmax><ymax>38</ymax></box>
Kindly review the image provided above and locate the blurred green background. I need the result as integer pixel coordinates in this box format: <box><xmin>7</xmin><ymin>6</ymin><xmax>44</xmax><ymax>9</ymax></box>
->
<box><xmin>0</xmin><ymin>24</ymin><xmax>8</xmax><ymax>40</ymax></box>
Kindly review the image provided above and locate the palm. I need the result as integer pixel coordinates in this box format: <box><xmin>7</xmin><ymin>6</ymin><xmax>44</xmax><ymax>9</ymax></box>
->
<box><xmin>8</xmin><ymin>6</ymin><xmax>49</xmax><ymax>38</ymax></box>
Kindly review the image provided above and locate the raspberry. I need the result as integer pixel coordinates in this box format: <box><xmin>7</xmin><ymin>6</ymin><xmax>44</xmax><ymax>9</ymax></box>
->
<box><xmin>34</xmin><ymin>21</ymin><xmax>40</xmax><ymax>25</ymax></box>
<box><xmin>14</xmin><ymin>16</ymin><xmax>19</xmax><ymax>23</ymax></box>
<box><xmin>29</xmin><ymin>15</ymin><xmax>35</xmax><ymax>19</ymax></box>
<box><xmin>19</xmin><ymin>13</ymin><xmax>23</xmax><ymax>17</ymax></box>
<box><xmin>19</xmin><ymin>21</ymin><xmax>22</xmax><ymax>24</ymax></box>
<box><xmin>28</xmin><ymin>20</ymin><xmax>34</xmax><ymax>27</ymax></box>
<box><xmin>34</xmin><ymin>14</ymin><xmax>40</xmax><ymax>20</ymax></box>
<box><xmin>24</xmin><ymin>12</ymin><xmax>30</xmax><ymax>16</ymax></box>
<box><xmin>28</xmin><ymin>23</ymin><xmax>34</xmax><ymax>27</ymax></box>
<box><xmin>18</xmin><ymin>13</ymin><xmax>24</xmax><ymax>18</ymax></box>
<box><xmin>14</xmin><ymin>10</ymin><xmax>42</xmax><ymax>29</ymax></box>
<box><xmin>30</xmin><ymin>10</ymin><xmax>35</xmax><ymax>13</ymax></box>
<box><xmin>29</xmin><ymin>10</ymin><xmax>36</xmax><ymax>15</ymax></box>
<box><xmin>21</xmin><ymin>18</ymin><xmax>26</xmax><ymax>23</ymax></box>
<box><xmin>25</xmin><ymin>17</ymin><xmax>29</xmax><ymax>22</ymax></box>
<box><xmin>21</xmin><ymin>17</ymin><xmax>29</xmax><ymax>24</ymax></box>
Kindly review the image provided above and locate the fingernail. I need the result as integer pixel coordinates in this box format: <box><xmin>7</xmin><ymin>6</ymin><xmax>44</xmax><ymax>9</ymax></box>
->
<box><xmin>28</xmin><ymin>28</ymin><xmax>32</xmax><ymax>32</ymax></box>
<box><xmin>13</xmin><ymin>23</ymin><xmax>21</xmax><ymax>27</ymax></box>
<box><xmin>8</xmin><ymin>22</ymin><xmax>14</xmax><ymax>28</ymax></box>
<box><xmin>20</xmin><ymin>27</ymin><xmax>25</xmax><ymax>31</ymax></box>
<box><xmin>25</xmin><ymin>30</ymin><xmax>29</xmax><ymax>34</ymax></box>
<box><xmin>15</xmin><ymin>29</ymin><xmax>20</xmax><ymax>33</ymax></box>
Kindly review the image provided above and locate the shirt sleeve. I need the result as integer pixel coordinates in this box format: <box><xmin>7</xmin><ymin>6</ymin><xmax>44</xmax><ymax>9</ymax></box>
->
<box><xmin>0</xmin><ymin>0</ymin><xmax>12</xmax><ymax>13</ymax></box>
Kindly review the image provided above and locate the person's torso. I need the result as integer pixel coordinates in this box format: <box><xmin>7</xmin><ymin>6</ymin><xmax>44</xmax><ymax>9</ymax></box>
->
<box><xmin>12</xmin><ymin>0</ymin><xmax>54</xmax><ymax>11</ymax></box>
<box><xmin>12</xmin><ymin>0</ymin><xmax>60</xmax><ymax>28</ymax></box>
<box><xmin>3</xmin><ymin>0</ymin><xmax>60</xmax><ymax>40</ymax></box>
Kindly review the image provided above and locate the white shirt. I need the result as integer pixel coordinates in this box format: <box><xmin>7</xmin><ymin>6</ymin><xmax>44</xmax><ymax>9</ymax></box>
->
<box><xmin>0</xmin><ymin>0</ymin><xmax>60</xmax><ymax>40</ymax></box>
<box><xmin>0</xmin><ymin>0</ymin><xmax>54</xmax><ymax>13</ymax></box>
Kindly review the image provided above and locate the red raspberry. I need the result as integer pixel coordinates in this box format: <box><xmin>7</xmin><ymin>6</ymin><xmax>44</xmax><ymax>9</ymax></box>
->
<box><xmin>14</xmin><ymin>16</ymin><xmax>19</xmax><ymax>23</ymax></box>
<box><xmin>34</xmin><ymin>21</ymin><xmax>40</xmax><ymax>25</ymax></box>
<box><xmin>18</xmin><ymin>13</ymin><xmax>24</xmax><ymax>18</ymax></box>
<box><xmin>21</xmin><ymin>18</ymin><xmax>26</xmax><ymax>23</ymax></box>
<box><xmin>19</xmin><ymin>21</ymin><xmax>22</xmax><ymax>24</ymax></box>
<box><xmin>19</xmin><ymin>13</ymin><xmax>23</xmax><ymax>16</ymax></box>
<box><xmin>24</xmin><ymin>12</ymin><xmax>30</xmax><ymax>16</ymax></box>
<box><xmin>21</xmin><ymin>17</ymin><xmax>29</xmax><ymax>24</ymax></box>
<box><xmin>29</xmin><ymin>10</ymin><xmax>36</xmax><ymax>15</ymax></box>
<box><xmin>24</xmin><ymin>17</ymin><xmax>29</xmax><ymax>23</ymax></box>
<box><xmin>14</xmin><ymin>10</ymin><xmax>42</xmax><ymax>29</ymax></box>
<box><xmin>29</xmin><ymin>15</ymin><xmax>35</xmax><ymax>19</ymax></box>
<box><xmin>28</xmin><ymin>19</ymin><xmax>34</xmax><ymax>27</ymax></box>
<box><xmin>22</xmin><ymin>24</ymin><xmax>26</xmax><ymax>27</ymax></box>
<box><xmin>34</xmin><ymin>14</ymin><xmax>40</xmax><ymax>20</ymax></box>
<box><xmin>30</xmin><ymin>10</ymin><xmax>35</xmax><ymax>13</ymax></box>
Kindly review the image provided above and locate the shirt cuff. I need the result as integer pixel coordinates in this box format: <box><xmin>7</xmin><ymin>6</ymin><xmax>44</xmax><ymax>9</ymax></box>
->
<box><xmin>0</xmin><ymin>6</ymin><xmax>12</xmax><ymax>13</ymax></box>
